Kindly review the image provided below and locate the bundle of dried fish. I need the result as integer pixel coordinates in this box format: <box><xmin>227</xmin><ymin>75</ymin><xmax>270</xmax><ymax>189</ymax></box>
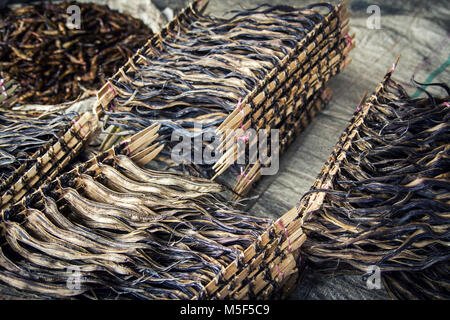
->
<box><xmin>0</xmin><ymin>1</ymin><xmax>152</xmax><ymax>105</ymax></box>
<box><xmin>0</xmin><ymin>111</ymin><xmax>98</xmax><ymax>211</ymax></box>
<box><xmin>199</xmin><ymin>205</ymin><xmax>307</xmax><ymax>299</ymax></box>
<box><xmin>382</xmin><ymin>262</ymin><xmax>449</xmax><ymax>300</ymax></box>
<box><xmin>0</xmin><ymin>110</ymin><xmax>77</xmax><ymax>183</ymax></box>
<box><xmin>0</xmin><ymin>134</ymin><xmax>272</xmax><ymax>299</ymax></box>
<box><xmin>95</xmin><ymin>0</ymin><xmax>353</xmax><ymax>195</ymax></box>
<box><xmin>295</xmin><ymin>63</ymin><xmax>450</xmax><ymax>299</ymax></box>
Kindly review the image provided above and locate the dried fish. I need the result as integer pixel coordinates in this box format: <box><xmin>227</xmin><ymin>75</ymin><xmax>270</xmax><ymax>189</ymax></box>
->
<box><xmin>100</xmin><ymin>2</ymin><xmax>350</xmax><ymax>183</ymax></box>
<box><xmin>0</xmin><ymin>149</ymin><xmax>272</xmax><ymax>299</ymax></box>
<box><xmin>0</xmin><ymin>110</ymin><xmax>78</xmax><ymax>186</ymax></box>
<box><xmin>0</xmin><ymin>1</ymin><xmax>153</xmax><ymax>105</ymax></box>
<box><xmin>297</xmin><ymin>69</ymin><xmax>450</xmax><ymax>299</ymax></box>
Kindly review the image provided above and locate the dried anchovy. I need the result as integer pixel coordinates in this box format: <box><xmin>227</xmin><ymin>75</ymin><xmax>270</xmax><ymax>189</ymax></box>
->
<box><xmin>0</xmin><ymin>1</ymin><xmax>152</xmax><ymax>105</ymax></box>
<box><xmin>0</xmin><ymin>151</ymin><xmax>272</xmax><ymax>299</ymax></box>
<box><xmin>299</xmin><ymin>74</ymin><xmax>450</xmax><ymax>299</ymax></box>
<box><xmin>104</xmin><ymin>3</ymin><xmax>335</xmax><ymax>177</ymax></box>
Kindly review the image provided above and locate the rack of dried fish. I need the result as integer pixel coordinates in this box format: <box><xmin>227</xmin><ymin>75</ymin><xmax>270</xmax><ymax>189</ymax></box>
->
<box><xmin>196</xmin><ymin>204</ymin><xmax>306</xmax><ymax>299</ymax></box>
<box><xmin>294</xmin><ymin>62</ymin><xmax>449</xmax><ymax>299</ymax></box>
<box><xmin>95</xmin><ymin>0</ymin><xmax>354</xmax><ymax>196</ymax></box>
<box><xmin>0</xmin><ymin>1</ymin><xmax>153</xmax><ymax>105</ymax></box>
<box><xmin>0</xmin><ymin>125</ymin><xmax>307</xmax><ymax>300</ymax></box>
<box><xmin>0</xmin><ymin>110</ymin><xmax>98</xmax><ymax>211</ymax></box>
<box><xmin>0</xmin><ymin>125</ymin><xmax>274</xmax><ymax>299</ymax></box>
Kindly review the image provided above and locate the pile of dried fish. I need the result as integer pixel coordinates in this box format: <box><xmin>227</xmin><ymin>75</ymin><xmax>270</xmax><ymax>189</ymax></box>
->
<box><xmin>0</xmin><ymin>145</ymin><xmax>272</xmax><ymax>299</ymax></box>
<box><xmin>296</xmin><ymin>68</ymin><xmax>450</xmax><ymax>299</ymax></box>
<box><xmin>98</xmin><ymin>0</ymin><xmax>352</xmax><ymax>188</ymax></box>
<box><xmin>0</xmin><ymin>1</ymin><xmax>152</xmax><ymax>105</ymax></box>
